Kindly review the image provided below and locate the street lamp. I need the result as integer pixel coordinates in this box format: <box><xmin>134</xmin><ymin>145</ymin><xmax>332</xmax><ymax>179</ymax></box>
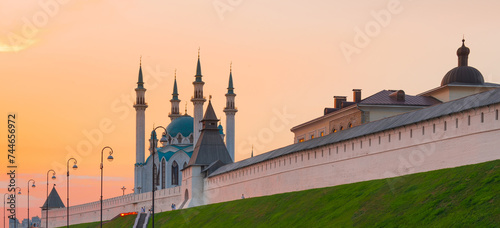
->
<box><xmin>100</xmin><ymin>146</ymin><xmax>114</xmax><ymax>228</ymax></box>
<box><xmin>150</xmin><ymin>126</ymin><xmax>167</xmax><ymax>228</ymax></box>
<box><xmin>4</xmin><ymin>193</ymin><xmax>10</xmax><ymax>228</ymax></box>
<box><xmin>46</xmin><ymin>169</ymin><xmax>56</xmax><ymax>228</ymax></box>
<box><xmin>27</xmin><ymin>179</ymin><xmax>35</xmax><ymax>228</ymax></box>
<box><xmin>14</xmin><ymin>187</ymin><xmax>21</xmax><ymax>228</ymax></box>
<box><xmin>67</xmin><ymin>158</ymin><xmax>78</xmax><ymax>227</ymax></box>
<box><xmin>121</xmin><ymin>186</ymin><xmax>126</xmax><ymax>196</ymax></box>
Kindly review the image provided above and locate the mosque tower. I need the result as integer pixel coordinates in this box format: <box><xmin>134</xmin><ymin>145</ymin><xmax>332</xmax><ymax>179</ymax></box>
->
<box><xmin>224</xmin><ymin>63</ymin><xmax>237</xmax><ymax>161</ymax></box>
<box><xmin>133</xmin><ymin>59</ymin><xmax>148</xmax><ymax>193</ymax></box>
<box><xmin>191</xmin><ymin>50</ymin><xmax>206</xmax><ymax>146</ymax></box>
<box><xmin>169</xmin><ymin>70</ymin><xmax>182</xmax><ymax>121</ymax></box>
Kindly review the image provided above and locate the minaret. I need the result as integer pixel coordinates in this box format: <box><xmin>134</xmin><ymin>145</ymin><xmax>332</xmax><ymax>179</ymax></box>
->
<box><xmin>169</xmin><ymin>70</ymin><xmax>181</xmax><ymax>121</ymax></box>
<box><xmin>224</xmin><ymin>63</ymin><xmax>237</xmax><ymax>162</ymax></box>
<box><xmin>133</xmin><ymin>58</ymin><xmax>148</xmax><ymax>193</ymax></box>
<box><xmin>191</xmin><ymin>49</ymin><xmax>206</xmax><ymax>146</ymax></box>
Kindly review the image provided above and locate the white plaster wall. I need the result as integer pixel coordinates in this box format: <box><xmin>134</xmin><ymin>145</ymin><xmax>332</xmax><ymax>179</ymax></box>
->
<box><xmin>42</xmin><ymin>187</ymin><xmax>181</xmax><ymax>228</ymax></box>
<box><xmin>203</xmin><ymin>105</ymin><xmax>500</xmax><ymax>204</ymax></box>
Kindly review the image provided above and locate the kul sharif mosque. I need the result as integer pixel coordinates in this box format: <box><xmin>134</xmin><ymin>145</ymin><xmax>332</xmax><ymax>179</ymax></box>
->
<box><xmin>133</xmin><ymin>51</ymin><xmax>237</xmax><ymax>193</ymax></box>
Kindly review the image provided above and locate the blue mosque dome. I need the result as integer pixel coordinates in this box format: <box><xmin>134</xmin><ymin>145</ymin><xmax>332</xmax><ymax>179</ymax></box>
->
<box><xmin>167</xmin><ymin>115</ymin><xmax>194</xmax><ymax>137</ymax></box>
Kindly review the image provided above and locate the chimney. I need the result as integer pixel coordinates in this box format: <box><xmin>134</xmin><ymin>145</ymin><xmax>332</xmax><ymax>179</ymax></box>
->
<box><xmin>334</xmin><ymin>96</ymin><xmax>347</xmax><ymax>108</ymax></box>
<box><xmin>353</xmin><ymin>89</ymin><xmax>361</xmax><ymax>103</ymax></box>
<box><xmin>389</xmin><ymin>90</ymin><xmax>405</xmax><ymax>102</ymax></box>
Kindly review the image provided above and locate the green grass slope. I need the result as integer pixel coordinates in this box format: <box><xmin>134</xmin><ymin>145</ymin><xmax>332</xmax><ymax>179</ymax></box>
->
<box><xmin>71</xmin><ymin>159</ymin><xmax>499</xmax><ymax>228</ymax></box>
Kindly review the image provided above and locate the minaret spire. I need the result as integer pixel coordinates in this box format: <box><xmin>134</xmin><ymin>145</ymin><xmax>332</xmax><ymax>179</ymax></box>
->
<box><xmin>191</xmin><ymin>49</ymin><xmax>206</xmax><ymax>146</ymax></box>
<box><xmin>134</xmin><ymin>58</ymin><xmax>148</xmax><ymax>194</ymax></box>
<box><xmin>137</xmin><ymin>56</ymin><xmax>144</xmax><ymax>89</ymax></box>
<box><xmin>169</xmin><ymin>69</ymin><xmax>181</xmax><ymax>121</ymax></box>
<box><xmin>224</xmin><ymin>62</ymin><xmax>237</xmax><ymax>162</ymax></box>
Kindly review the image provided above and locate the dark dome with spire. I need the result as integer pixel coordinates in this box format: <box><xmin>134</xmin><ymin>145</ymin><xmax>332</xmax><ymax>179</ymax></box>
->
<box><xmin>441</xmin><ymin>39</ymin><xmax>484</xmax><ymax>86</ymax></box>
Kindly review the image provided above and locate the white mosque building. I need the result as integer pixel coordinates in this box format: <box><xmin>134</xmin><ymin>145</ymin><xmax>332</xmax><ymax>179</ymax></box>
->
<box><xmin>133</xmin><ymin>53</ymin><xmax>237</xmax><ymax>193</ymax></box>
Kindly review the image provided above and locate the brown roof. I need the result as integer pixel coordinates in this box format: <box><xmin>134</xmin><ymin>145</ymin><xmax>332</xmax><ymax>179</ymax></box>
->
<box><xmin>359</xmin><ymin>90</ymin><xmax>441</xmax><ymax>106</ymax></box>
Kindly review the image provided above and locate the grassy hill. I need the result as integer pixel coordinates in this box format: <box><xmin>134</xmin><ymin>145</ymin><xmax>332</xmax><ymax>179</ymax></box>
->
<box><xmin>69</xmin><ymin>159</ymin><xmax>499</xmax><ymax>228</ymax></box>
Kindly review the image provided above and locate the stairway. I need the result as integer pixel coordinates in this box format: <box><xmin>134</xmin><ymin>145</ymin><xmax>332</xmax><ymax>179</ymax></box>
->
<box><xmin>134</xmin><ymin>213</ymin><xmax>148</xmax><ymax>228</ymax></box>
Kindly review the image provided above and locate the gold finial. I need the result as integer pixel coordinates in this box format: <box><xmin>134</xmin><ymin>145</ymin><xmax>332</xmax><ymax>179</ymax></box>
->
<box><xmin>185</xmin><ymin>102</ymin><xmax>188</xmax><ymax>115</ymax></box>
<box><xmin>140</xmin><ymin>55</ymin><xmax>142</xmax><ymax>66</ymax></box>
<box><xmin>230</xmin><ymin>61</ymin><xmax>232</xmax><ymax>73</ymax></box>
<box><xmin>198</xmin><ymin>47</ymin><xmax>200</xmax><ymax>58</ymax></box>
<box><xmin>209</xmin><ymin>95</ymin><xmax>212</xmax><ymax>100</ymax></box>
<box><xmin>174</xmin><ymin>68</ymin><xmax>177</xmax><ymax>79</ymax></box>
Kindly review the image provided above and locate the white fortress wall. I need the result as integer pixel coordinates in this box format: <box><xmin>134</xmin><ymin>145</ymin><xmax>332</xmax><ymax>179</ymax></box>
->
<box><xmin>42</xmin><ymin>186</ymin><xmax>181</xmax><ymax>227</ymax></box>
<box><xmin>203</xmin><ymin>104</ymin><xmax>500</xmax><ymax>204</ymax></box>
<box><xmin>43</xmin><ymin>104</ymin><xmax>500</xmax><ymax>227</ymax></box>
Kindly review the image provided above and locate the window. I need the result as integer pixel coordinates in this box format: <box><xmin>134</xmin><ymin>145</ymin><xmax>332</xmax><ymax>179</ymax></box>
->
<box><xmin>320</xmin><ymin>131</ymin><xmax>324</xmax><ymax>137</ymax></box>
<box><xmin>332</xmin><ymin>129</ymin><xmax>337</xmax><ymax>133</ymax></box>
<box><xmin>399</xmin><ymin>132</ymin><xmax>401</xmax><ymax>140</ymax></box>
<box><xmin>161</xmin><ymin>159</ymin><xmax>166</xmax><ymax>189</ymax></box>
<box><xmin>340</xmin><ymin>126</ymin><xmax>344</xmax><ymax>131</ymax></box>
<box><xmin>172</xmin><ymin>161</ymin><xmax>179</xmax><ymax>186</ymax></box>
<box><xmin>310</xmin><ymin>135</ymin><xmax>314</xmax><ymax>139</ymax></box>
<box><xmin>378</xmin><ymin>136</ymin><xmax>381</xmax><ymax>144</ymax></box>
<box><xmin>456</xmin><ymin>118</ymin><xmax>458</xmax><ymax>128</ymax></box>
<box><xmin>481</xmin><ymin>112</ymin><xmax>484</xmax><ymax>123</ymax></box>
<box><xmin>497</xmin><ymin>109</ymin><xmax>499</xmax><ymax>120</ymax></box>
<box><xmin>360</xmin><ymin>141</ymin><xmax>363</xmax><ymax>149</ymax></box>
<box><xmin>298</xmin><ymin>138</ymin><xmax>304</xmax><ymax>143</ymax></box>
<box><xmin>348</xmin><ymin>123</ymin><xmax>352</xmax><ymax>128</ymax></box>
<box><xmin>433</xmin><ymin>124</ymin><xmax>435</xmax><ymax>133</ymax></box>
<box><xmin>344</xmin><ymin>144</ymin><xmax>346</xmax><ymax>152</ymax></box>
<box><xmin>369</xmin><ymin>138</ymin><xmax>372</xmax><ymax>146</ymax></box>
<box><xmin>352</xmin><ymin>143</ymin><xmax>354</xmax><ymax>150</ymax></box>
<box><xmin>329</xmin><ymin>148</ymin><xmax>331</xmax><ymax>155</ymax></box>
<box><xmin>444</xmin><ymin>121</ymin><xmax>447</xmax><ymax>131</ymax></box>
<box><xmin>410</xmin><ymin>129</ymin><xmax>413</xmax><ymax>138</ymax></box>
<box><xmin>336</xmin><ymin>146</ymin><xmax>338</xmax><ymax>154</ymax></box>
<box><xmin>468</xmin><ymin>115</ymin><xmax>471</xmax><ymax>126</ymax></box>
<box><xmin>422</xmin><ymin>126</ymin><xmax>425</xmax><ymax>135</ymax></box>
<box><xmin>388</xmin><ymin>134</ymin><xmax>391</xmax><ymax>142</ymax></box>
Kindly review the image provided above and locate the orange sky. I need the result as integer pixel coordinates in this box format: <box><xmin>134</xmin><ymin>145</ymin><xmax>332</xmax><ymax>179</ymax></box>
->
<box><xmin>1</xmin><ymin>0</ymin><xmax>500</xmax><ymax>221</ymax></box>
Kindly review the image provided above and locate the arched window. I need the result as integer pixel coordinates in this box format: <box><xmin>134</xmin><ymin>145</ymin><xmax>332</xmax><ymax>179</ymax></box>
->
<box><xmin>177</xmin><ymin>135</ymin><xmax>182</xmax><ymax>143</ymax></box>
<box><xmin>161</xmin><ymin>159</ymin><xmax>166</xmax><ymax>189</ymax></box>
<box><xmin>172</xmin><ymin>161</ymin><xmax>179</xmax><ymax>185</ymax></box>
<box><xmin>189</xmin><ymin>135</ymin><xmax>193</xmax><ymax>144</ymax></box>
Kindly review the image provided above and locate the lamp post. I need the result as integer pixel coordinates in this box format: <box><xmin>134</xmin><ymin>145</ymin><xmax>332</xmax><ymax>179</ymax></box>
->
<box><xmin>4</xmin><ymin>193</ymin><xmax>10</xmax><ymax>228</ymax></box>
<box><xmin>121</xmin><ymin>186</ymin><xmax>126</xmax><ymax>196</ymax></box>
<box><xmin>67</xmin><ymin>158</ymin><xmax>78</xmax><ymax>227</ymax></box>
<box><xmin>13</xmin><ymin>187</ymin><xmax>21</xmax><ymax>228</ymax></box>
<box><xmin>150</xmin><ymin>126</ymin><xmax>167</xmax><ymax>228</ymax></box>
<box><xmin>27</xmin><ymin>179</ymin><xmax>35</xmax><ymax>228</ymax></box>
<box><xmin>100</xmin><ymin>146</ymin><xmax>114</xmax><ymax>228</ymax></box>
<box><xmin>46</xmin><ymin>169</ymin><xmax>56</xmax><ymax>228</ymax></box>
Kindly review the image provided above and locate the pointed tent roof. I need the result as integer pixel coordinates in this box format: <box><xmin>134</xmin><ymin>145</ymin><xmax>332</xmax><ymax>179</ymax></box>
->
<box><xmin>187</xmin><ymin>100</ymin><xmax>233</xmax><ymax>167</ymax></box>
<box><xmin>41</xmin><ymin>186</ymin><xmax>65</xmax><ymax>209</ymax></box>
<box><xmin>202</xmin><ymin>100</ymin><xmax>218</xmax><ymax>122</ymax></box>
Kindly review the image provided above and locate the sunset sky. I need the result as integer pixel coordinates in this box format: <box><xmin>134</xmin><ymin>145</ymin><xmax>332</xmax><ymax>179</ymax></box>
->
<box><xmin>1</xmin><ymin>0</ymin><xmax>500</xmax><ymax>221</ymax></box>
